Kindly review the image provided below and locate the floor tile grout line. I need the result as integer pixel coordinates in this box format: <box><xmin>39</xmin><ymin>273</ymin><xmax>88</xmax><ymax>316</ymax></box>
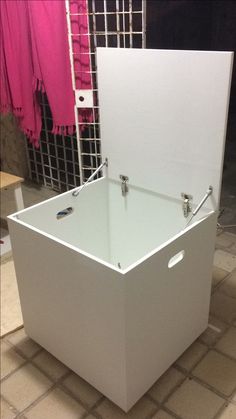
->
<box><xmin>215</xmin><ymin>235</ymin><xmax>236</xmax><ymax>251</ymax></box>
<box><xmin>144</xmin><ymin>366</ymin><xmax>187</xmax><ymax>411</ymax></box>
<box><xmin>208</xmin><ymin>311</ymin><xmax>236</xmax><ymax>327</ymax></box>
<box><xmin>189</xmin><ymin>371</ymin><xmax>236</xmax><ymax>401</ymax></box>
<box><xmin>155</xmin><ymin>406</ymin><xmax>183</xmax><ymax>419</ymax></box>
<box><xmin>13</xmin><ymin>370</ymin><xmax>78</xmax><ymax>418</ymax></box>
<box><xmin>197</xmin><ymin>323</ymin><xmax>236</xmax><ymax>362</ymax></box>
<box><xmin>211</xmin><ymin>270</ymin><xmax>232</xmax><ymax>295</ymax></box>
<box><xmin>29</xmin><ymin>358</ymin><xmax>71</xmax><ymax>384</ymax></box>
<box><xmin>1</xmin><ymin>379</ymin><xmax>56</xmax><ymax>418</ymax></box>
<box><xmin>212</xmin><ymin>269</ymin><xmax>236</xmax><ymax>296</ymax></box>
<box><xmin>174</xmin><ymin>348</ymin><xmax>236</xmax><ymax>401</ymax></box>
<box><xmin>146</xmin><ymin>393</ymin><xmax>183</xmax><ymax>419</ymax></box>
<box><xmin>14</xmin><ymin>386</ymin><xmax>59</xmax><ymax>418</ymax></box>
<box><xmin>1</xmin><ymin>353</ymin><xmax>73</xmax><ymax>417</ymax></box>
<box><xmin>156</xmin><ymin>342</ymin><xmax>236</xmax><ymax>410</ymax></box>
<box><xmin>214</xmin><ymin>245</ymin><xmax>236</xmax><ymax>257</ymax></box>
<box><xmin>3</xmin><ymin>335</ymin><xmax>44</xmax><ymax>361</ymax></box>
<box><xmin>173</xmin><ymin>361</ymin><xmax>234</xmax><ymax>402</ymax></box>
<box><xmin>80</xmin><ymin>396</ymin><xmax>105</xmax><ymax>419</ymax></box>
<box><xmin>29</xmin><ymin>357</ymin><xmax>70</xmax><ymax>383</ymax></box>
<box><xmin>4</xmin><ymin>333</ymin><xmax>235</xmax><ymax>417</ymax></box>
<box><xmin>6</xmin><ymin>353</ymin><xmax>103</xmax><ymax>419</ymax></box>
<box><xmin>213</xmin><ymin>400</ymin><xmax>236</xmax><ymax>419</ymax></box>
<box><xmin>215</xmin><ymin>243</ymin><xmax>235</xmax><ymax>252</ymax></box>
<box><xmin>0</xmin><ymin>325</ymin><xmax>24</xmax><ymax>340</ymax></box>
<box><xmin>157</xmin><ymin>339</ymin><xmax>226</xmax><ymax>405</ymax></box>
<box><xmin>58</xmin><ymin>379</ymin><xmax>105</xmax><ymax>417</ymax></box>
<box><xmin>180</xmin><ymin>339</ymin><xmax>210</xmax><ymax>363</ymax></box>
<box><xmin>150</xmin><ymin>374</ymin><xmax>229</xmax><ymax>419</ymax></box>
<box><xmin>0</xmin><ymin>343</ymin><xmax>45</xmax><ymax>383</ymax></box>
<box><xmin>216</xmin><ymin>285</ymin><xmax>236</xmax><ymax>300</ymax></box>
<box><xmin>213</xmin><ymin>346</ymin><xmax>236</xmax><ymax>363</ymax></box>
<box><xmin>198</xmin><ymin>319</ymin><xmax>231</xmax><ymax>347</ymax></box>
<box><xmin>0</xmin><ymin>359</ymin><xmax>29</xmax><ymax>383</ymax></box>
<box><xmin>146</xmin><ymin>407</ymin><xmax>160</xmax><ymax>419</ymax></box>
<box><xmin>0</xmin><ymin>393</ymin><xmax>20</xmax><ymax>417</ymax></box>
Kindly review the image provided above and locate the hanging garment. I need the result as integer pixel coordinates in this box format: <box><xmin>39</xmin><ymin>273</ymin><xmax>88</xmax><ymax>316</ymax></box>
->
<box><xmin>0</xmin><ymin>0</ymin><xmax>92</xmax><ymax>146</ymax></box>
<box><xmin>0</xmin><ymin>1</ymin><xmax>42</xmax><ymax>146</ymax></box>
<box><xmin>28</xmin><ymin>0</ymin><xmax>75</xmax><ymax>136</ymax></box>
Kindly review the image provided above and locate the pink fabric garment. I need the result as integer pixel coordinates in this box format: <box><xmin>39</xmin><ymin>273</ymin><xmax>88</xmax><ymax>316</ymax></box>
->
<box><xmin>0</xmin><ymin>1</ymin><xmax>42</xmax><ymax>146</ymax></box>
<box><xmin>70</xmin><ymin>0</ymin><xmax>92</xmax><ymax>90</ymax></box>
<box><xmin>28</xmin><ymin>0</ymin><xmax>76</xmax><ymax>136</ymax></box>
<box><xmin>0</xmin><ymin>0</ymin><xmax>93</xmax><ymax>146</ymax></box>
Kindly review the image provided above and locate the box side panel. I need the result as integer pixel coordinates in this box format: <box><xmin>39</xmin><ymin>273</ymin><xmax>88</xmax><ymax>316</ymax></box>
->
<box><xmin>107</xmin><ymin>180</ymin><xmax>209</xmax><ymax>270</ymax></box>
<box><xmin>125</xmin><ymin>212</ymin><xmax>217</xmax><ymax>409</ymax></box>
<box><xmin>8</xmin><ymin>218</ymin><xmax>127</xmax><ymax>409</ymax></box>
<box><xmin>16</xmin><ymin>178</ymin><xmax>111</xmax><ymax>263</ymax></box>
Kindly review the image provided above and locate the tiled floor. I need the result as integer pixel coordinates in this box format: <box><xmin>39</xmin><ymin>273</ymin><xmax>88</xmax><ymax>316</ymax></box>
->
<box><xmin>1</xmin><ymin>181</ymin><xmax>59</xmax><ymax>337</ymax></box>
<box><xmin>1</xmin><ymin>182</ymin><xmax>236</xmax><ymax>419</ymax></box>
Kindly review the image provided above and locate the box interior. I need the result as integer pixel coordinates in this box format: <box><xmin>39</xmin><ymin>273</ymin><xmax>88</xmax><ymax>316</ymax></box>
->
<box><xmin>14</xmin><ymin>178</ymin><xmax>210</xmax><ymax>270</ymax></box>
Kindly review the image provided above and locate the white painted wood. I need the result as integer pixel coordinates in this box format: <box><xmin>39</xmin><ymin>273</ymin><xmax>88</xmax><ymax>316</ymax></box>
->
<box><xmin>14</xmin><ymin>185</ymin><xmax>24</xmax><ymax>211</ymax></box>
<box><xmin>18</xmin><ymin>178</ymin><xmax>110</xmax><ymax>263</ymax></box>
<box><xmin>8</xmin><ymin>217</ymin><xmax>127</xmax><ymax>409</ymax></box>
<box><xmin>125</xmin><ymin>212</ymin><xmax>217</xmax><ymax>408</ymax></box>
<box><xmin>8</xmin><ymin>206</ymin><xmax>217</xmax><ymax>411</ymax></box>
<box><xmin>12</xmin><ymin>178</ymin><xmax>209</xmax><ymax>270</ymax></box>
<box><xmin>97</xmin><ymin>48</ymin><xmax>233</xmax><ymax>210</ymax></box>
<box><xmin>8</xmin><ymin>48</ymin><xmax>229</xmax><ymax>412</ymax></box>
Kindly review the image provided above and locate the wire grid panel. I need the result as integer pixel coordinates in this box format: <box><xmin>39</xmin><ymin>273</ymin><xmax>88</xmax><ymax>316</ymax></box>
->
<box><xmin>26</xmin><ymin>93</ymin><xmax>80</xmax><ymax>192</ymax></box>
<box><xmin>27</xmin><ymin>0</ymin><xmax>146</xmax><ymax>191</ymax></box>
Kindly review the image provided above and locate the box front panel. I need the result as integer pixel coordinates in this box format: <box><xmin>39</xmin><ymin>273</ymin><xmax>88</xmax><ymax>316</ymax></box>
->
<box><xmin>8</xmin><ymin>218</ymin><xmax>127</xmax><ymax>409</ymax></box>
<box><xmin>125</xmin><ymin>212</ymin><xmax>217</xmax><ymax>409</ymax></box>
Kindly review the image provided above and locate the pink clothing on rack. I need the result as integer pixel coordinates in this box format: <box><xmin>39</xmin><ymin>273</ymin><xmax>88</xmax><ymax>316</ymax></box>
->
<box><xmin>0</xmin><ymin>0</ymin><xmax>92</xmax><ymax>146</ymax></box>
<box><xmin>28</xmin><ymin>1</ymin><xmax>75</xmax><ymax>135</ymax></box>
<box><xmin>0</xmin><ymin>1</ymin><xmax>42</xmax><ymax>146</ymax></box>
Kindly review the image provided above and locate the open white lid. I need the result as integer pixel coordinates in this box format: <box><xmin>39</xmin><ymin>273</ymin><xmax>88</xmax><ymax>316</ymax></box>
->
<box><xmin>97</xmin><ymin>48</ymin><xmax>233</xmax><ymax>209</ymax></box>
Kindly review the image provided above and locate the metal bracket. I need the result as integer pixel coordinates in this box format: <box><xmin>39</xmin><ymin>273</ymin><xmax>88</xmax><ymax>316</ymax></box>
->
<box><xmin>72</xmin><ymin>159</ymin><xmax>108</xmax><ymax>197</ymax></box>
<box><xmin>181</xmin><ymin>193</ymin><xmax>193</xmax><ymax>218</ymax></box>
<box><xmin>120</xmin><ymin>175</ymin><xmax>129</xmax><ymax>197</ymax></box>
<box><xmin>186</xmin><ymin>186</ymin><xmax>213</xmax><ymax>227</ymax></box>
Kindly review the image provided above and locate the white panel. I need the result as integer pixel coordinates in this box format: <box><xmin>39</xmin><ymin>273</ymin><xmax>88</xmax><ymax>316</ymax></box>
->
<box><xmin>14</xmin><ymin>178</ymin><xmax>210</xmax><ymax>270</ymax></box>
<box><xmin>8</xmin><ymin>208</ymin><xmax>218</xmax><ymax>411</ymax></box>
<box><xmin>125</xmin><ymin>211</ymin><xmax>217</xmax><ymax>408</ymax></box>
<box><xmin>8</xmin><ymin>218</ymin><xmax>127</xmax><ymax>409</ymax></box>
<box><xmin>17</xmin><ymin>178</ymin><xmax>110</xmax><ymax>263</ymax></box>
<box><xmin>97</xmin><ymin>48</ymin><xmax>233</xmax><ymax>209</ymax></box>
<box><xmin>107</xmin><ymin>180</ymin><xmax>208</xmax><ymax>269</ymax></box>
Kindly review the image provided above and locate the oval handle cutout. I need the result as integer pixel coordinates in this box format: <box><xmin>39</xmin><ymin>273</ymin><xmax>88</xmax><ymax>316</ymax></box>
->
<box><xmin>168</xmin><ymin>250</ymin><xmax>185</xmax><ymax>268</ymax></box>
<box><xmin>56</xmin><ymin>207</ymin><xmax>74</xmax><ymax>220</ymax></box>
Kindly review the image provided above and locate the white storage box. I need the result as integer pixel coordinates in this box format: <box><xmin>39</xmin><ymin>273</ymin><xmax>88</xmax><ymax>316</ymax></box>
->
<box><xmin>8</xmin><ymin>48</ymin><xmax>233</xmax><ymax>412</ymax></box>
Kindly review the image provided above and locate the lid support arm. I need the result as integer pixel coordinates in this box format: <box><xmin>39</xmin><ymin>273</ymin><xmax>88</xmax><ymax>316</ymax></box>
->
<box><xmin>72</xmin><ymin>158</ymin><xmax>108</xmax><ymax>197</ymax></box>
<box><xmin>186</xmin><ymin>186</ymin><xmax>213</xmax><ymax>226</ymax></box>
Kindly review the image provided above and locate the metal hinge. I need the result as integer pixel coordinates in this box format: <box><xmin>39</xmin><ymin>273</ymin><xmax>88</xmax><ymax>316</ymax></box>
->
<box><xmin>181</xmin><ymin>193</ymin><xmax>193</xmax><ymax>218</ymax></box>
<box><xmin>120</xmin><ymin>175</ymin><xmax>129</xmax><ymax>197</ymax></box>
